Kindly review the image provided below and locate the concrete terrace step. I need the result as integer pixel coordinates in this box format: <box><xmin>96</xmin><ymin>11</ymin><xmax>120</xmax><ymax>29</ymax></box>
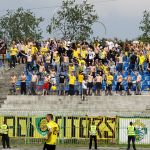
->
<box><xmin>0</xmin><ymin>95</ymin><xmax>150</xmax><ymax>116</ymax></box>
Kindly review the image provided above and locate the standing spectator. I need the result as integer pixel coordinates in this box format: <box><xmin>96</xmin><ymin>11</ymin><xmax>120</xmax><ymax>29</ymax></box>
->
<box><xmin>95</xmin><ymin>73</ymin><xmax>103</xmax><ymax>96</ymax></box>
<box><xmin>20</xmin><ymin>72</ymin><xmax>26</xmax><ymax>95</ymax></box>
<box><xmin>43</xmin><ymin>74</ymin><xmax>50</xmax><ymax>95</ymax></box>
<box><xmin>62</xmin><ymin>53</ymin><xmax>69</xmax><ymax>66</ymax></box>
<box><xmin>59</xmin><ymin>71</ymin><xmax>66</xmax><ymax>95</ymax></box>
<box><xmin>116</xmin><ymin>52</ymin><xmax>123</xmax><ymax>73</ymax></box>
<box><xmin>127</xmin><ymin>74</ymin><xmax>132</xmax><ymax>95</ymax></box>
<box><xmin>88</xmin><ymin>47</ymin><xmax>95</xmax><ymax>66</ymax></box>
<box><xmin>30</xmin><ymin>72</ymin><xmax>38</xmax><ymax>95</ymax></box>
<box><xmin>138</xmin><ymin>52</ymin><xmax>145</xmax><ymax>74</ymax></box>
<box><xmin>109</xmin><ymin>58</ymin><xmax>116</xmax><ymax>74</ymax></box>
<box><xmin>116</xmin><ymin>72</ymin><xmax>123</xmax><ymax>95</ymax></box>
<box><xmin>10</xmin><ymin>72</ymin><xmax>17</xmax><ymax>95</ymax></box>
<box><xmin>78</xmin><ymin>71</ymin><xmax>84</xmax><ymax>95</ymax></box>
<box><xmin>0</xmin><ymin>39</ymin><xmax>7</xmax><ymax>64</ymax></box>
<box><xmin>87</xmin><ymin>73</ymin><xmax>94</xmax><ymax>95</ymax></box>
<box><xmin>82</xmin><ymin>77</ymin><xmax>87</xmax><ymax>100</ymax></box>
<box><xmin>21</xmin><ymin>51</ymin><xmax>33</xmax><ymax>73</ymax></box>
<box><xmin>10</xmin><ymin>44</ymin><xmax>18</xmax><ymax>69</ymax></box>
<box><xmin>106</xmin><ymin>72</ymin><xmax>114</xmax><ymax>95</ymax></box>
<box><xmin>45</xmin><ymin>53</ymin><xmax>51</xmax><ymax>73</ymax></box>
<box><xmin>129</xmin><ymin>52</ymin><xmax>137</xmax><ymax>73</ymax></box>
<box><xmin>37</xmin><ymin>63</ymin><xmax>45</xmax><ymax>81</ymax></box>
<box><xmin>135</xmin><ymin>72</ymin><xmax>141</xmax><ymax>95</ymax></box>
<box><xmin>68</xmin><ymin>72</ymin><xmax>76</xmax><ymax>96</ymax></box>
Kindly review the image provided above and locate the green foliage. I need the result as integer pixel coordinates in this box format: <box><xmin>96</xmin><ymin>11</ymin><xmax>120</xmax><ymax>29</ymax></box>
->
<box><xmin>139</xmin><ymin>10</ymin><xmax>150</xmax><ymax>43</ymax></box>
<box><xmin>0</xmin><ymin>7</ymin><xmax>44</xmax><ymax>41</ymax></box>
<box><xmin>47</xmin><ymin>0</ymin><xmax>98</xmax><ymax>41</ymax></box>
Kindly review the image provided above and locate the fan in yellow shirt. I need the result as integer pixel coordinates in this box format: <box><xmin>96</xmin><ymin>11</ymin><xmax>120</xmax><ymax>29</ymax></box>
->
<box><xmin>73</xmin><ymin>49</ymin><xmax>80</xmax><ymax>58</ymax></box>
<box><xmin>10</xmin><ymin>45</ymin><xmax>18</xmax><ymax>56</ymax></box>
<box><xmin>69</xmin><ymin>72</ymin><xmax>76</xmax><ymax>95</ymax></box>
<box><xmin>31</xmin><ymin>44</ymin><xmax>38</xmax><ymax>55</ymax></box>
<box><xmin>78</xmin><ymin>59</ymin><xmax>86</xmax><ymax>66</ymax></box>
<box><xmin>81</xmin><ymin>49</ymin><xmax>88</xmax><ymax>59</ymax></box>
<box><xmin>106</xmin><ymin>72</ymin><xmax>114</xmax><ymax>95</ymax></box>
<box><xmin>45</xmin><ymin>114</ymin><xmax>59</xmax><ymax>150</ymax></box>
<box><xmin>78</xmin><ymin>72</ymin><xmax>84</xmax><ymax>83</ymax></box>
<box><xmin>69</xmin><ymin>63</ymin><xmax>75</xmax><ymax>73</ymax></box>
<box><xmin>40</xmin><ymin>45</ymin><xmax>48</xmax><ymax>55</ymax></box>
<box><xmin>139</xmin><ymin>53</ymin><xmax>145</xmax><ymax>65</ymax></box>
<box><xmin>106</xmin><ymin>73</ymin><xmax>114</xmax><ymax>85</ymax></box>
<box><xmin>69</xmin><ymin>73</ymin><xmax>76</xmax><ymax>85</ymax></box>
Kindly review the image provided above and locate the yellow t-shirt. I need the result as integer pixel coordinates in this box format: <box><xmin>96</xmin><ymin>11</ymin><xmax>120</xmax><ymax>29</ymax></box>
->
<box><xmin>69</xmin><ymin>75</ymin><xmax>76</xmax><ymax>85</ymax></box>
<box><xmin>73</xmin><ymin>50</ymin><xmax>80</xmax><ymax>58</ymax></box>
<box><xmin>31</xmin><ymin>46</ymin><xmax>38</xmax><ymax>55</ymax></box>
<box><xmin>54</xmin><ymin>55</ymin><xmax>60</xmax><ymax>64</ymax></box>
<box><xmin>103</xmin><ymin>65</ymin><xmax>108</xmax><ymax>74</ymax></box>
<box><xmin>78</xmin><ymin>59</ymin><xmax>85</xmax><ymax>65</ymax></box>
<box><xmin>46</xmin><ymin>121</ymin><xmax>59</xmax><ymax>145</ymax></box>
<box><xmin>81</xmin><ymin>49</ymin><xmax>88</xmax><ymax>59</ymax></box>
<box><xmin>106</xmin><ymin>75</ymin><xmax>113</xmax><ymax>85</ymax></box>
<box><xmin>40</xmin><ymin>47</ymin><xmax>48</xmax><ymax>55</ymax></box>
<box><xmin>101</xmin><ymin>51</ymin><xmax>107</xmax><ymax>59</ymax></box>
<box><xmin>78</xmin><ymin>74</ymin><xmax>84</xmax><ymax>83</ymax></box>
<box><xmin>139</xmin><ymin>55</ymin><xmax>145</xmax><ymax>65</ymax></box>
<box><xmin>10</xmin><ymin>47</ymin><xmax>18</xmax><ymax>56</ymax></box>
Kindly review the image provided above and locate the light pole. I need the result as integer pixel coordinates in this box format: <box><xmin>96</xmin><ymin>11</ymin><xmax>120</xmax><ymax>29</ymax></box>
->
<box><xmin>96</xmin><ymin>21</ymin><xmax>107</xmax><ymax>35</ymax></box>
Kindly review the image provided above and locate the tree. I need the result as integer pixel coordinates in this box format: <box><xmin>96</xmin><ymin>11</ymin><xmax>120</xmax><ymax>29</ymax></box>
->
<box><xmin>139</xmin><ymin>10</ymin><xmax>150</xmax><ymax>42</ymax></box>
<box><xmin>0</xmin><ymin>7</ymin><xmax>44</xmax><ymax>41</ymax></box>
<box><xmin>47</xmin><ymin>0</ymin><xmax>98</xmax><ymax>41</ymax></box>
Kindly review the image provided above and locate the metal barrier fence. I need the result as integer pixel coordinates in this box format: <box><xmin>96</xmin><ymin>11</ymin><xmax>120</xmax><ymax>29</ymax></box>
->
<box><xmin>0</xmin><ymin>115</ymin><xmax>150</xmax><ymax>146</ymax></box>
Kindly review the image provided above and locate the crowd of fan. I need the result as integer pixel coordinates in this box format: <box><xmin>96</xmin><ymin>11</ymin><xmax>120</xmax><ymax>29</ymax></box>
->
<box><xmin>3</xmin><ymin>39</ymin><xmax>150</xmax><ymax>97</ymax></box>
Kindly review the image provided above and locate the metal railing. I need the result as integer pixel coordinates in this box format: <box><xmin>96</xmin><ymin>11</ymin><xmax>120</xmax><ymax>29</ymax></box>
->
<box><xmin>0</xmin><ymin>115</ymin><xmax>150</xmax><ymax>146</ymax></box>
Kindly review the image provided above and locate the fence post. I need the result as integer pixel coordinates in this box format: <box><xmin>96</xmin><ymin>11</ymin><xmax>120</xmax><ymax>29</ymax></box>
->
<box><xmin>86</xmin><ymin>115</ymin><xmax>88</xmax><ymax>139</ymax></box>
<box><xmin>61</xmin><ymin>115</ymin><xmax>65</xmax><ymax>144</ymax></box>
<box><xmin>26</xmin><ymin>113</ymin><xmax>30</xmax><ymax>144</ymax></box>
<box><xmin>116</xmin><ymin>116</ymin><xmax>119</xmax><ymax>145</ymax></box>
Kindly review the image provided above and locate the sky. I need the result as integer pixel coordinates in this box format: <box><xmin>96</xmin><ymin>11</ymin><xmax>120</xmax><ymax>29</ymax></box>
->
<box><xmin>0</xmin><ymin>0</ymin><xmax>150</xmax><ymax>40</ymax></box>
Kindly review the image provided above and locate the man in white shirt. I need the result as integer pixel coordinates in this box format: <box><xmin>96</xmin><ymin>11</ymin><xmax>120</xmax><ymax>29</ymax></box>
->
<box><xmin>88</xmin><ymin>47</ymin><xmax>95</xmax><ymax>65</ymax></box>
<box><xmin>82</xmin><ymin>78</ymin><xmax>87</xmax><ymax>100</ymax></box>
